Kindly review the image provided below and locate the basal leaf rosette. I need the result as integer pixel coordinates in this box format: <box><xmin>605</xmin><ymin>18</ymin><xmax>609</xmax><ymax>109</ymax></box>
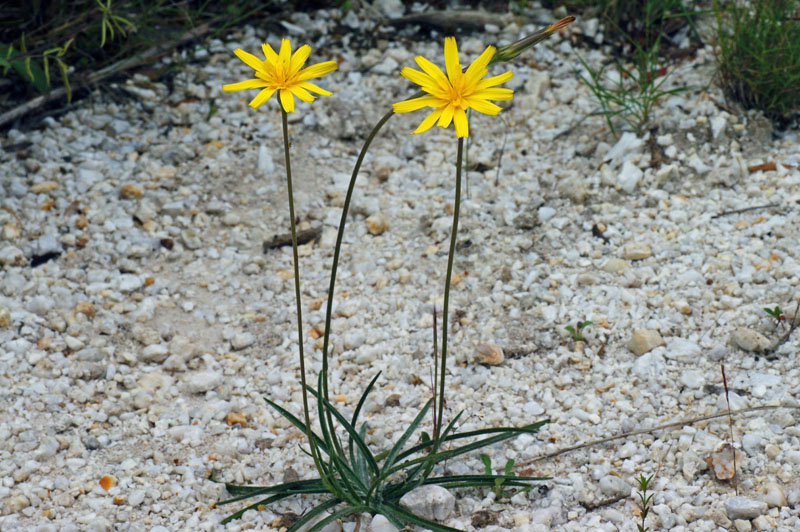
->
<box><xmin>393</xmin><ymin>37</ymin><xmax>514</xmax><ymax>138</ymax></box>
<box><xmin>223</xmin><ymin>38</ymin><xmax>337</xmax><ymax>113</ymax></box>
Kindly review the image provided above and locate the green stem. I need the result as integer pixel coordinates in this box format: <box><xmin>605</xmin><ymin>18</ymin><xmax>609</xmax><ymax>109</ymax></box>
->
<box><xmin>436</xmin><ymin>136</ymin><xmax>464</xmax><ymax>443</ymax></box>
<box><xmin>280</xmin><ymin>108</ymin><xmax>323</xmax><ymax>479</ymax></box>
<box><xmin>320</xmin><ymin>109</ymin><xmax>394</xmax><ymax>450</ymax></box>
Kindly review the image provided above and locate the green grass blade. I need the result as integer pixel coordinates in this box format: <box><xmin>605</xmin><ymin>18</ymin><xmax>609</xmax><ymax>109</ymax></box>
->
<box><xmin>368</xmin><ymin>400</ymin><xmax>432</xmax><ymax>500</ymax></box>
<box><xmin>353</xmin><ymin>423</ymin><xmax>369</xmax><ymax>484</ymax></box>
<box><xmin>378</xmin><ymin>503</ymin><xmax>465</xmax><ymax>532</ymax></box>
<box><xmin>380</xmin><ymin>400</ymin><xmax>431</xmax><ymax>475</ymax></box>
<box><xmin>350</xmin><ymin>372</ymin><xmax>381</xmax><ymax>429</ymax></box>
<box><xmin>282</xmin><ymin>498</ymin><xmax>341</xmax><ymax>532</ymax></box>
<box><xmin>310</xmin><ymin>373</ymin><xmax>363</xmax><ymax>503</ymax></box>
<box><xmin>292</xmin><ymin>505</ymin><xmax>371</xmax><ymax>532</ymax></box>
<box><xmin>349</xmin><ymin>372</ymin><xmax>381</xmax><ymax>467</ymax></box>
<box><xmin>316</xmin><ymin>371</ymin><xmax>347</xmax><ymax>462</ymax></box>
<box><xmin>307</xmin><ymin>384</ymin><xmax>380</xmax><ymax>478</ymax></box>
<box><xmin>263</xmin><ymin>397</ymin><xmax>330</xmax><ymax>456</ymax></box>
<box><xmin>397</xmin><ymin>420</ymin><xmax>549</xmax><ymax>463</ymax></box>
<box><xmin>423</xmin><ymin>474</ymin><xmax>550</xmax><ymax>487</ymax></box>
<box><xmin>219</xmin><ymin>491</ymin><xmax>332</xmax><ymax>525</ymax></box>
<box><xmin>218</xmin><ymin>478</ymin><xmax>327</xmax><ymax>501</ymax></box>
<box><xmin>383</xmin><ymin>420</ymin><xmax>549</xmax><ymax>488</ymax></box>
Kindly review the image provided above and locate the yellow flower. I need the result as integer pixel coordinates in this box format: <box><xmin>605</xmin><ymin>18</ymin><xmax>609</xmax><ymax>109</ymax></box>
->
<box><xmin>393</xmin><ymin>37</ymin><xmax>513</xmax><ymax>138</ymax></box>
<box><xmin>223</xmin><ymin>38</ymin><xmax>337</xmax><ymax>113</ymax></box>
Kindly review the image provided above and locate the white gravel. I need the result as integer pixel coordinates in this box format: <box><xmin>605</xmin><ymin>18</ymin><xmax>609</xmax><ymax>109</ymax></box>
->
<box><xmin>1</xmin><ymin>4</ymin><xmax>800</xmax><ymax>532</ymax></box>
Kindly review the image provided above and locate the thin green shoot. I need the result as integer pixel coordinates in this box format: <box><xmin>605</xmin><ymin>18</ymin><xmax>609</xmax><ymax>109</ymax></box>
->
<box><xmin>565</xmin><ymin>320</ymin><xmax>592</xmax><ymax>342</ymax></box>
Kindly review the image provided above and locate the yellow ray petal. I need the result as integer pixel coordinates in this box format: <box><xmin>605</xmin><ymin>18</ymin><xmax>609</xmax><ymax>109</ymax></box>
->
<box><xmin>279</xmin><ymin>39</ymin><xmax>292</xmax><ymax>66</ymax></box>
<box><xmin>223</xmin><ymin>78</ymin><xmax>269</xmax><ymax>92</ymax></box>
<box><xmin>476</xmin><ymin>70</ymin><xmax>513</xmax><ymax>90</ymax></box>
<box><xmin>298</xmin><ymin>81</ymin><xmax>332</xmax><ymax>96</ymax></box>
<box><xmin>249</xmin><ymin>87</ymin><xmax>276</xmax><ymax>109</ymax></box>
<box><xmin>437</xmin><ymin>104</ymin><xmax>455</xmax><ymax>128</ymax></box>
<box><xmin>472</xmin><ymin>87</ymin><xmax>514</xmax><ymax>101</ymax></box>
<box><xmin>261</xmin><ymin>43</ymin><xmax>278</xmax><ymax>64</ymax></box>
<box><xmin>289</xmin><ymin>44</ymin><xmax>311</xmax><ymax>78</ymax></box>
<box><xmin>279</xmin><ymin>89</ymin><xmax>295</xmax><ymax>113</ymax></box>
<box><xmin>453</xmin><ymin>109</ymin><xmax>469</xmax><ymax>137</ymax></box>
<box><xmin>298</xmin><ymin>60</ymin><xmax>338</xmax><ymax>81</ymax></box>
<box><xmin>464</xmin><ymin>46</ymin><xmax>495</xmax><ymax>84</ymax></box>
<box><xmin>415</xmin><ymin>56</ymin><xmax>450</xmax><ymax>88</ymax></box>
<box><xmin>234</xmin><ymin>48</ymin><xmax>267</xmax><ymax>74</ymax></box>
<box><xmin>393</xmin><ymin>95</ymin><xmax>443</xmax><ymax>113</ymax></box>
<box><xmin>413</xmin><ymin>107</ymin><xmax>445</xmax><ymax>134</ymax></box>
<box><xmin>443</xmin><ymin>37</ymin><xmax>461</xmax><ymax>83</ymax></box>
<box><xmin>400</xmin><ymin>67</ymin><xmax>437</xmax><ymax>90</ymax></box>
<box><xmin>288</xmin><ymin>84</ymin><xmax>315</xmax><ymax>103</ymax></box>
<box><xmin>466</xmin><ymin>98</ymin><xmax>502</xmax><ymax>115</ymax></box>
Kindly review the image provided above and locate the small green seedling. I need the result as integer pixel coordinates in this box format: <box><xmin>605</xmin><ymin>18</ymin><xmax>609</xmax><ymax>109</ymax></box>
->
<box><xmin>764</xmin><ymin>306</ymin><xmax>786</xmax><ymax>326</ymax></box>
<box><xmin>635</xmin><ymin>473</ymin><xmax>655</xmax><ymax>532</ymax></box>
<box><xmin>565</xmin><ymin>320</ymin><xmax>592</xmax><ymax>342</ymax></box>
<box><xmin>480</xmin><ymin>454</ymin><xmax>525</xmax><ymax>501</ymax></box>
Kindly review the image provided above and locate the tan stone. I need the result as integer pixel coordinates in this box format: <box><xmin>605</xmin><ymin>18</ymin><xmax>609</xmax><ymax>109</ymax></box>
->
<box><xmin>626</xmin><ymin>328</ymin><xmax>664</xmax><ymax>356</ymax></box>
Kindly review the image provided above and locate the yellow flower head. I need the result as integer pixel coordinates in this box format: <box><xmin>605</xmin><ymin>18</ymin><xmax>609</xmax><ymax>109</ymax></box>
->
<box><xmin>393</xmin><ymin>37</ymin><xmax>513</xmax><ymax>138</ymax></box>
<box><xmin>223</xmin><ymin>38</ymin><xmax>337</xmax><ymax>113</ymax></box>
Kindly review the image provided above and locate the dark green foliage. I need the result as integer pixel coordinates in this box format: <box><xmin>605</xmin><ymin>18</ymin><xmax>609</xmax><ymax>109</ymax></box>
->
<box><xmin>213</xmin><ymin>371</ymin><xmax>549</xmax><ymax>531</ymax></box>
<box><xmin>576</xmin><ymin>0</ymin><xmax>693</xmax><ymax>135</ymax></box>
<box><xmin>0</xmin><ymin>1</ymin><xmax>279</xmax><ymax>105</ymax></box>
<box><xmin>714</xmin><ymin>0</ymin><xmax>800</xmax><ymax>122</ymax></box>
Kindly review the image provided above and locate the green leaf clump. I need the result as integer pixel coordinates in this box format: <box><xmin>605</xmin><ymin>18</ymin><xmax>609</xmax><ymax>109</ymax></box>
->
<box><xmin>714</xmin><ymin>0</ymin><xmax>800</xmax><ymax>123</ymax></box>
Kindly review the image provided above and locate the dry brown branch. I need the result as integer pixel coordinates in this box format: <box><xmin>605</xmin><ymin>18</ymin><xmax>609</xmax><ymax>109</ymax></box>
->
<box><xmin>262</xmin><ymin>226</ymin><xmax>322</xmax><ymax>252</ymax></box>
<box><xmin>519</xmin><ymin>404</ymin><xmax>797</xmax><ymax>467</ymax></box>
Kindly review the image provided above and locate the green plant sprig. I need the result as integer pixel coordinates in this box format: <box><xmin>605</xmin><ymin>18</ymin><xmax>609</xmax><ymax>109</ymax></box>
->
<box><xmin>480</xmin><ymin>454</ymin><xmax>528</xmax><ymax>501</ymax></box>
<box><xmin>576</xmin><ymin>0</ymin><xmax>692</xmax><ymax>136</ymax></box>
<box><xmin>96</xmin><ymin>0</ymin><xmax>137</xmax><ymax>47</ymax></box>
<box><xmin>714</xmin><ymin>0</ymin><xmax>800</xmax><ymax>122</ymax></box>
<box><xmin>565</xmin><ymin>320</ymin><xmax>592</xmax><ymax>342</ymax></box>
<box><xmin>213</xmin><ymin>371</ymin><xmax>549</xmax><ymax>530</ymax></box>
<box><xmin>764</xmin><ymin>305</ymin><xmax>786</xmax><ymax>325</ymax></box>
<box><xmin>635</xmin><ymin>473</ymin><xmax>654</xmax><ymax>532</ymax></box>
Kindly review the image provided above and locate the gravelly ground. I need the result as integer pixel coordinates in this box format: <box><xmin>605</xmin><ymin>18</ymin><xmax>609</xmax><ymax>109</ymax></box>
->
<box><xmin>1</xmin><ymin>4</ymin><xmax>799</xmax><ymax>532</ymax></box>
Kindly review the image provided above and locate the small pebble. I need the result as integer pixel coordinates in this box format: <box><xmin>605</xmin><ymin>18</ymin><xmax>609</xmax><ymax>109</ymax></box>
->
<box><xmin>186</xmin><ymin>370</ymin><xmax>223</xmax><ymax>393</ymax></box>
<box><xmin>366</xmin><ymin>213</ymin><xmax>388</xmax><ymax>235</ymax></box>
<box><xmin>621</xmin><ymin>241</ymin><xmax>652</xmax><ymax>260</ymax></box>
<box><xmin>231</xmin><ymin>332</ymin><xmax>256</xmax><ymax>350</ymax></box>
<box><xmin>399</xmin><ymin>485</ymin><xmax>455</xmax><ymax>520</ymax></box>
<box><xmin>730</xmin><ymin>328</ymin><xmax>770</xmax><ymax>352</ymax></box>
<box><xmin>725</xmin><ymin>496</ymin><xmax>767</xmax><ymax>520</ymax></box>
<box><xmin>476</xmin><ymin>342</ymin><xmax>504</xmax><ymax>365</ymax></box>
<box><xmin>626</xmin><ymin>329</ymin><xmax>664</xmax><ymax>356</ymax></box>
<box><xmin>762</xmin><ymin>481</ymin><xmax>786</xmax><ymax>508</ymax></box>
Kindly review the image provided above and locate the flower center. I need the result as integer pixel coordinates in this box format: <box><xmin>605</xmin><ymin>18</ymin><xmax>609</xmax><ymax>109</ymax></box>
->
<box><xmin>447</xmin><ymin>73</ymin><xmax>468</xmax><ymax>109</ymax></box>
<box><xmin>257</xmin><ymin>60</ymin><xmax>295</xmax><ymax>89</ymax></box>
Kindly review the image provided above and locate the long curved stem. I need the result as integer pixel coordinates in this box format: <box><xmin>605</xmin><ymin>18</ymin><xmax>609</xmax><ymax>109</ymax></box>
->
<box><xmin>320</xmin><ymin>110</ymin><xmax>395</xmax><ymax>448</ymax></box>
<box><xmin>436</xmin><ymin>136</ymin><xmax>464</xmax><ymax>443</ymax></box>
<box><xmin>281</xmin><ymin>108</ymin><xmax>324</xmax><ymax>479</ymax></box>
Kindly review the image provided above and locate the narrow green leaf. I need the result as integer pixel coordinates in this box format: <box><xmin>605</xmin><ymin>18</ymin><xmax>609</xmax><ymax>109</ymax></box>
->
<box><xmin>55</xmin><ymin>58</ymin><xmax>70</xmax><ymax>102</ymax></box>
<box><xmin>220</xmin><ymin>491</ymin><xmax>332</xmax><ymax>525</ymax></box>
<box><xmin>293</xmin><ymin>505</ymin><xmax>370</xmax><ymax>532</ymax></box>
<box><xmin>263</xmin><ymin>397</ymin><xmax>330</xmax><ymax>455</ymax></box>
<box><xmin>219</xmin><ymin>478</ymin><xmax>327</xmax><ymax>501</ymax></box>
<box><xmin>380</xmin><ymin>400</ymin><xmax>431</xmax><ymax>475</ymax></box>
<box><xmin>480</xmin><ymin>453</ymin><xmax>492</xmax><ymax>475</ymax></box>
<box><xmin>307</xmin><ymin>383</ymin><xmax>380</xmax><ymax>478</ymax></box>
<box><xmin>349</xmin><ymin>372</ymin><xmax>380</xmax><ymax>469</ymax></box>
<box><xmin>378</xmin><ymin>503</ymin><xmax>465</xmax><ymax>532</ymax></box>
<box><xmin>277</xmin><ymin>498</ymin><xmax>340</xmax><ymax>531</ymax></box>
